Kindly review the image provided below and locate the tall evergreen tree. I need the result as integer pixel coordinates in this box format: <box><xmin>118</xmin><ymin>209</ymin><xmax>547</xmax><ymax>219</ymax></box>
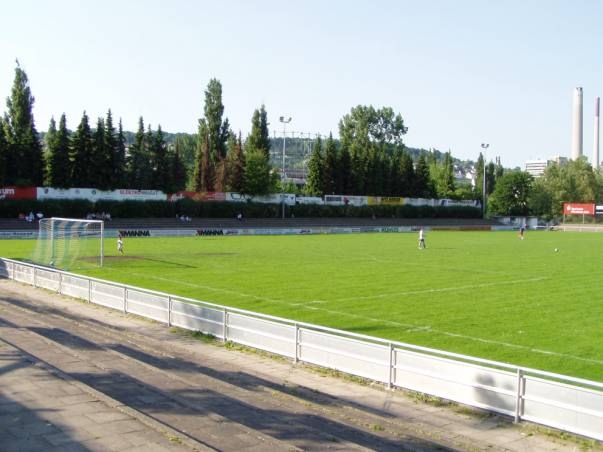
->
<box><xmin>50</xmin><ymin>114</ymin><xmax>71</xmax><ymax>188</ymax></box>
<box><xmin>127</xmin><ymin>117</ymin><xmax>152</xmax><ymax>188</ymax></box>
<box><xmin>104</xmin><ymin>110</ymin><xmax>117</xmax><ymax>189</ymax></box>
<box><xmin>475</xmin><ymin>153</ymin><xmax>485</xmax><ymax>200</ymax></box>
<box><xmin>150</xmin><ymin>124</ymin><xmax>169</xmax><ymax>191</ymax></box>
<box><xmin>322</xmin><ymin>134</ymin><xmax>338</xmax><ymax>195</ymax></box>
<box><xmin>70</xmin><ymin>111</ymin><xmax>93</xmax><ymax>187</ymax></box>
<box><xmin>168</xmin><ymin>142</ymin><xmax>187</xmax><ymax>193</ymax></box>
<box><xmin>114</xmin><ymin>119</ymin><xmax>127</xmax><ymax>188</ymax></box>
<box><xmin>413</xmin><ymin>153</ymin><xmax>433</xmax><ymax>198</ymax></box>
<box><xmin>246</xmin><ymin>104</ymin><xmax>270</xmax><ymax>158</ymax></box>
<box><xmin>226</xmin><ymin>133</ymin><xmax>245</xmax><ymax>192</ymax></box>
<box><xmin>201</xmin><ymin>128</ymin><xmax>212</xmax><ymax>191</ymax></box>
<box><xmin>196</xmin><ymin>78</ymin><xmax>230</xmax><ymax>191</ymax></box>
<box><xmin>431</xmin><ymin>151</ymin><xmax>455</xmax><ymax>198</ymax></box>
<box><xmin>91</xmin><ymin>116</ymin><xmax>111</xmax><ymax>189</ymax></box>
<box><xmin>5</xmin><ymin>62</ymin><xmax>44</xmax><ymax>185</ymax></box>
<box><xmin>336</xmin><ymin>145</ymin><xmax>352</xmax><ymax>195</ymax></box>
<box><xmin>0</xmin><ymin>117</ymin><xmax>8</xmax><ymax>185</ymax></box>
<box><xmin>305</xmin><ymin>136</ymin><xmax>323</xmax><ymax>195</ymax></box>
<box><xmin>398</xmin><ymin>151</ymin><xmax>415</xmax><ymax>196</ymax></box>
<box><xmin>242</xmin><ymin>149</ymin><xmax>272</xmax><ymax>196</ymax></box>
<box><xmin>193</xmin><ymin>125</ymin><xmax>205</xmax><ymax>192</ymax></box>
<box><xmin>173</xmin><ymin>134</ymin><xmax>197</xmax><ymax>189</ymax></box>
<box><xmin>43</xmin><ymin>117</ymin><xmax>57</xmax><ymax>186</ymax></box>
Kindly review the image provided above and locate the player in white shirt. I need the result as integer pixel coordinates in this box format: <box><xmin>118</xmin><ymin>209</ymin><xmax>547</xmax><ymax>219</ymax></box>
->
<box><xmin>418</xmin><ymin>228</ymin><xmax>426</xmax><ymax>249</ymax></box>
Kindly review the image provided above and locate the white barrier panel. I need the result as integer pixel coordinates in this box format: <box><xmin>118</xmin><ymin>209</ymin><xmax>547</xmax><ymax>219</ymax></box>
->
<box><xmin>394</xmin><ymin>349</ymin><xmax>518</xmax><ymax>416</ymax></box>
<box><xmin>34</xmin><ymin>268</ymin><xmax>61</xmax><ymax>292</ymax></box>
<box><xmin>91</xmin><ymin>281</ymin><xmax>125</xmax><ymax>311</ymax></box>
<box><xmin>125</xmin><ymin>289</ymin><xmax>169</xmax><ymax>323</ymax></box>
<box><xmin>13</xmin><ymin>263</ymin><xmax>34</xmax><ymax>285</ymax></box>
<box><xmin>0</xmin><ymin>260</ymin><xmax>9</xmax><ymax>278</ymax></box>
<box><xmin>300</xmin><ymin>329</ymin><xmax>391</xmax><ymax>382</ymax></box>
<box><xmin>60</xmin><ymin>274</ymin><xmax>90</xmax><ymax>300</ymax></box>
<box><xmin>0</xmin><ymin>257</ymin><xmax>602</xmax><ymax>442</ymax></box>
<box><xmin>227</xmin><ymin>312</ymin><xmax>296</xmax><ymax>358</ymax></box>
<box><xmin>170</xmin><ymin>299</ymin><xmax>224</xmax><ymax>337</ymax></box>
<box><xmin>522</xmin><ymin>376</ymin><xmax>603</xmax><ymax>440</ymax></box>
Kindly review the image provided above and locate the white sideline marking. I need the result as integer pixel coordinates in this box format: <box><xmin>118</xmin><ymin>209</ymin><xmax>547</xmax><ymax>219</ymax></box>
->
<box><xmin>132</xmin><ymin>272</ymin><xmax>603</xmax><ymax>366</ymax></box>
<box><xmin>291</xmin><ymin>300</ymin><xmax>326</xmax><ymax>306</ymax></box>
<box><xmin>331</xmin><ymin>277</ymin><xmax>550</xmax><ymax>302</ymax></box>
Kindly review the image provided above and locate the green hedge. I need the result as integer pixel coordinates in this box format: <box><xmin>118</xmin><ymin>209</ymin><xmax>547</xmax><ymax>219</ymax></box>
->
<box><xmin>0</xmin><ymin>199</ymin><xmax>481</xmax><ymax>219</ymax></box>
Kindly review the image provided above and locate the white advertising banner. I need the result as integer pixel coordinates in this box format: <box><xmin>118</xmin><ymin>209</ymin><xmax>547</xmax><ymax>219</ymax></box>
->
<box><xmin>224</xmin><ymin>192</ymin><xmax>296</xmax><ymax>205</ymax></box>
<box><xmin>37</xmin><ymin>187</ymin><xmax>167</xmax><ymax>201</ymax></box>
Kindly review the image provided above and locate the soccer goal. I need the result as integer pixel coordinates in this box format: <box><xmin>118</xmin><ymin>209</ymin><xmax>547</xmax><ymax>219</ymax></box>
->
<box><xmin>30</xmin><ymin>218</ymin><xmax>104</xmax><ymax>270</ymax></box>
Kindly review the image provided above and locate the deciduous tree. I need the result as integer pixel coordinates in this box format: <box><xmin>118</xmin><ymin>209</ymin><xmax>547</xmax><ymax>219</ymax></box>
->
<box><xmin>488</xmin><ymin>171</ymin><xmax>533</xmax><ymax>216</ymax></box>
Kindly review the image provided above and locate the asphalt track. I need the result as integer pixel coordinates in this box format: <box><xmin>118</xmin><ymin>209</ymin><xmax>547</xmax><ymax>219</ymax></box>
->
<box><xmin>0</xmin><ymin>279</ymin><xmax>596</xmax><ymax>451</ymax></box>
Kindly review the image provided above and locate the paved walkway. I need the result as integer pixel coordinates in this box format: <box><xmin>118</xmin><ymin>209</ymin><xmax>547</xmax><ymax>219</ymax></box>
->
<box><xmin>0</xmin><ymin>279</ymin><xmax>599</xmax><ymax>451</ymax></box>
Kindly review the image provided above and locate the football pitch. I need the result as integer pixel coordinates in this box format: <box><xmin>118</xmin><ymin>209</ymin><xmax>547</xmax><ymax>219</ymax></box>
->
<box><xmin>2</xmin><ymin>230</ymin><xmax>603</xmax><ymax>381</ymax></box>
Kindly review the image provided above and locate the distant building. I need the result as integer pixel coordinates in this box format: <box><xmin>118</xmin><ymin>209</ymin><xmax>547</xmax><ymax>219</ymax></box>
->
<box><xmin>525</xmin><ymin>160</ymin><xmax>550</xmax><ymax>177</ymax></box>
<box><xmin>524</xmin><ymin>156</ymin><xmax>567</xmax><ymax>177</ymax></box>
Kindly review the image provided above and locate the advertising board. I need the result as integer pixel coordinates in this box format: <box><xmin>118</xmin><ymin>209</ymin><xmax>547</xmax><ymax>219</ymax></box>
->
<box><xmin>563</xmin><ymin>203</ymin><xmax>595</xmax><ymax>215</ymax></box>
<box><xmin>0</xmin><ymin>186</ymin><xmax>37</xmax><ymax>200</ymax></box>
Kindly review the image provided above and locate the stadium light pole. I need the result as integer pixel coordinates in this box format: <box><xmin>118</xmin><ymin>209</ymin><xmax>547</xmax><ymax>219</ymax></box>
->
<box><xmin>279</xmin><ymin>116</ymin><xmax>292</xmax><ymax>219</ymax></box>
<box><xmin>481</xmin><ymin>143</ymin><xmax>489</xmax><ymax>219</ymax></box>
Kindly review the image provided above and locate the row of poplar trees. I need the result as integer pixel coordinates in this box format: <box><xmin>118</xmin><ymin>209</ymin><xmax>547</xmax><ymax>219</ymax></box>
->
<box><xmin>0</xmin><ymin>63</ymin><xmax>187</xmax><ymax>192</ymax></box>
<box><xmin>0</xmin><ymin>61</ymin><xmax>496</xmax><ymax>199</ymax></box>
<box><xmin>192</xmin><ymin>78</ymin><xmax>274</xmax><ymax>196</ymax></box>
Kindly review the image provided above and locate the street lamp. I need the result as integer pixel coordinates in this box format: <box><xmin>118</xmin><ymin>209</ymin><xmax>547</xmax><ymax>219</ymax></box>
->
<box><xmin>481</xmin><ymin>143</ymin><xmax>489</xmax><ymax>218</ymax></box>
<box><xmin>279</xmin><ymin>116</ymin><xmax>292</xmax><ymax>219</ymax></box>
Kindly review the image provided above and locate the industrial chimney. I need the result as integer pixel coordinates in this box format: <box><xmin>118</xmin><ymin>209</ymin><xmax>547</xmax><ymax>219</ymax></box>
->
<box><xmin>571</xmin><ymin>87</ymin><xmax>583</xmax><ymax>160</ymax></box>
<box><xmin>594</xmin><ymin>97</ymin><xmax>600</xmax><ymax>169</ymax></box>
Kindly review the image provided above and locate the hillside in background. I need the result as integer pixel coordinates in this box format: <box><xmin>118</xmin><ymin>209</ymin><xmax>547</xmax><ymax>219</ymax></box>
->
<box><xmin>41</xmin><ymin>130</ymin><xmax>479</xmax><ymax>182</ymax></box>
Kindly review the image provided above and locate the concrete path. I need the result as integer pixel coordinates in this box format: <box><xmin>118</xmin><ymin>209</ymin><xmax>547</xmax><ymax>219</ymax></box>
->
<box><xmin>0</xmin><ymin>279</ymin><xmax>599</xmax><ymax>451</ymax></box>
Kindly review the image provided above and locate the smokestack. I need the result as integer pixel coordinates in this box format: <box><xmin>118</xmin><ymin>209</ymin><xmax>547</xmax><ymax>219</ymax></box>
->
<box><xmin>571</xmin><ymin>87</ymin><xmax>583</xmax><ymax>160</ymax></box>
<box><xmin>594</xmin><ymin>97</ymin><xmax>600</xmax><ymax>169</ymax></box>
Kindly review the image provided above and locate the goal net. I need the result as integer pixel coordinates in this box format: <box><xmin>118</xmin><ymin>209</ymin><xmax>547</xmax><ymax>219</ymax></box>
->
<box><xmin>30</xmin><ymin>218</ymin><xmax>104</xmax><ymax>270</ymax></box>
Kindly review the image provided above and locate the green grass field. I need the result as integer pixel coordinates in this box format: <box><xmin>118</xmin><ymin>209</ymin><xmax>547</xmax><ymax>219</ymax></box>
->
<box><xmin>2</xmin><ymin>230</ymin><xmax>603</xmax><ymax>381</ymax></box>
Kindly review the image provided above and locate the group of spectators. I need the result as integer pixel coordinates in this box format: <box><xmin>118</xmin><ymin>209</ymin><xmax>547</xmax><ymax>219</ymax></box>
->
<box><xmin>178</xmin><ymin>214</ymin><xmax>192</xmax><ymax>222</ymax></box>
<box><xmin>86</xmin><ymin>212</ymin><xmax>112</xmax><ymax>221</ymax></box>
<box><xmin>19</xmin><ymin>211</ymin><xmax>43</xmax><ymax>222</ymax></box>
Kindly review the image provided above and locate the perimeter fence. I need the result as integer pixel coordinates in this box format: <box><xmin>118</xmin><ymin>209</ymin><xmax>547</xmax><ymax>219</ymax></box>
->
<box><xmin>0</xmin><ymin>257</ymin><xmax>601</xmax><ymax>441</ymax></box>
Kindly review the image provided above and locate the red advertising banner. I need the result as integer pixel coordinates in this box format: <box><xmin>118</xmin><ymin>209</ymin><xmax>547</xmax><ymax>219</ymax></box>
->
<box><xmin>0</xmin><ymin>186</ymin><xmax>37</xmax><ymax>200</ymax></box>
<box><xmin>563</xmin><ymin>202</ymin><xmax>595</xmax><ymax>215</ymax></box>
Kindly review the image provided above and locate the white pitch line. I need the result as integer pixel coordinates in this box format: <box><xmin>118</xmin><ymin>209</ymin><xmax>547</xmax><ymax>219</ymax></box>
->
<box><xmin>130</xmin><ymin>273</ymin><xmax>603</xmax><ymax>366</ymax></box>
<box><xmin>130</xmin><ymin>273</ymin><xmax>284</xmax><ymax>304</ymax></box>
<box><xmin>331</xmin><ymin>276</ymin><xmax>550</xmax><ymax>302</ymax></box>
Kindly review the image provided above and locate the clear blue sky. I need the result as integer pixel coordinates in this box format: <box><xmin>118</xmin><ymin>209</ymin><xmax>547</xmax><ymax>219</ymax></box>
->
<box><xmin>2</xmin><ymin>0</ymin><xmax>602</xmax><ymax>168</ymax></box>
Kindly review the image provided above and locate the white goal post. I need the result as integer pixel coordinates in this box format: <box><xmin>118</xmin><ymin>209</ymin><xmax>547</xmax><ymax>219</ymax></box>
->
<box><xmin>32</xmin><ymin>217</ymin><xmax>105</xmax><ymax>269</ymax></box>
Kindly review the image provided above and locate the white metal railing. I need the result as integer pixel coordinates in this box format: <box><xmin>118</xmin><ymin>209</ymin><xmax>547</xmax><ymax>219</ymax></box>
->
<box><xmin>0</xmin><ymin>257</ymin><xmax>601</xmax><ymax>441</ymax></box>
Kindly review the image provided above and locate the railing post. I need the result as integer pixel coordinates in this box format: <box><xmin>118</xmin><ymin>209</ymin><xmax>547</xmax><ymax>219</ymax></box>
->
<box><xmin>388</xmin><ymin>342</ymin><xmax>395</xmax><ymax>389</ymax></box>
<box><xmin>514</xmin><ymin>368</ymin><xmax>524</xmax><ymax>423</ymax></box>
<box><xmin>88</xmin><ymin>279</ymin><xmax>91</xmax><ymax>303</ymax></box>
<box><xmin>124</xmin><ymin>288</ymin><xmax>128</xmax><ymax>314</ymax></box>
<box><xmin>222</xmin><ymin>308</ymin><xmax>228</xmax><ymax>342</ymax></box>
<box><xmin>58</xmin><ymin>272</ymin><xmax>62</xmax><ymax>294</ymax></box>
<box><xmin>167</xmin><ymin>296</ymin><xmax>172</xmax><ymax>326</ymax></box>
<box><xmin>33</xmin><ymin>267</ymin><xmax>37</xmax><ymax>288</ymax></box>
<box><xmin>294</xmin><ymin>323</ymin><xmax>299</xmax><ymax>363</ymax></box>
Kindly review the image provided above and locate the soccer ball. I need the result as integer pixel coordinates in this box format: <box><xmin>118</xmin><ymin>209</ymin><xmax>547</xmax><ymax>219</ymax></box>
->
<box><xmin>554</xmin><ymin>248</ymin><xmax>558</xmax><ymax>252</ymax></box>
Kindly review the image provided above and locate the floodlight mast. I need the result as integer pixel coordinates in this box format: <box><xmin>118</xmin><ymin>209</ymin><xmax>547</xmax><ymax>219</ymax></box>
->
<box><xmin>279</xmin><ymin>116</ymin><xmax>292</xmax><ymax>219</ymax></box>
<box><xmin>481</xmin><ymin>143</ymin><xmax>489</xmax><ymax>219</ymax></box>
